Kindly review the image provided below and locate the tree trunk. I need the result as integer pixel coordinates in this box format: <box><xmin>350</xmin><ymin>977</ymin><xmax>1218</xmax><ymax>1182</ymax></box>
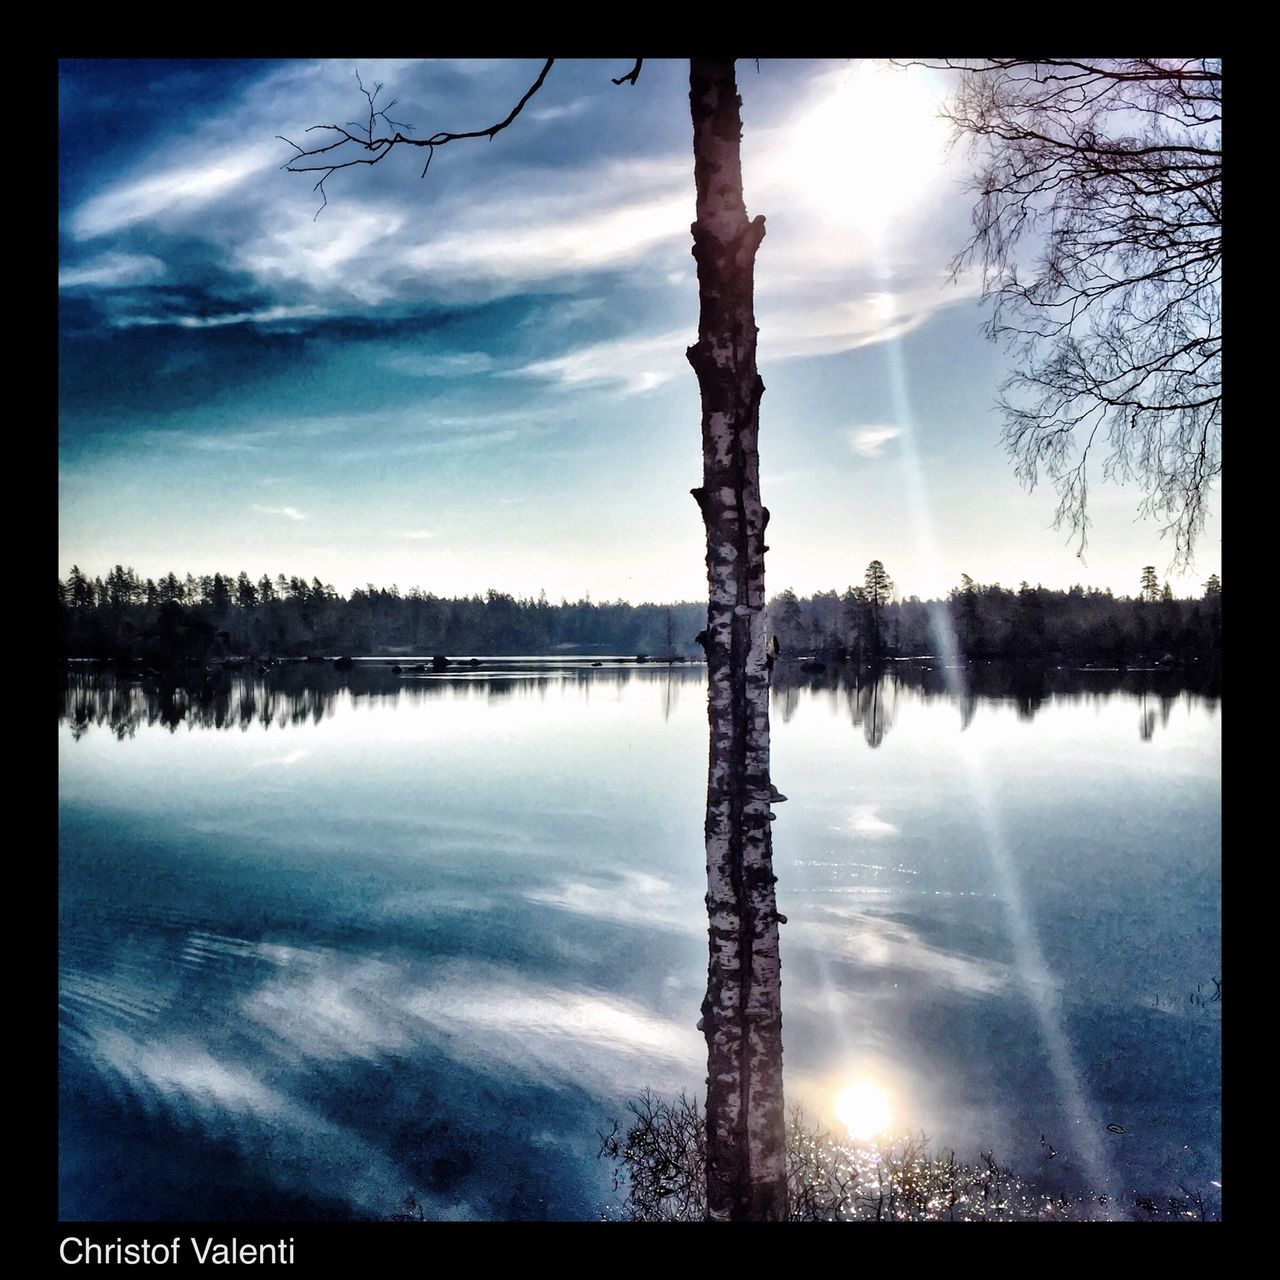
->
<box><xmin>687</xmin><ymin>56</ymin><xmax>788</xmax><ymax>1223</ymax></box>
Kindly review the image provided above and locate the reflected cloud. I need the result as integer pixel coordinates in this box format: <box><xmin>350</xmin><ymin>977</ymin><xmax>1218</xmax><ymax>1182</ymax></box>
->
<box><xmin>62</xmin><ymin>923</ymin><xmax>697</xmax><ymax>1218</ymax></box>
<box><xmin>244</xmin><ymin>956</ymin><xmax>418</xmax><ymax>1062</ymax></box>
<box><xmin>403</xmin><ymin>965</ymin><xmax>702</xmax><ymax>1084</ymax></box>
<box><xmin>233</xmin><ymin>947</ymin><xmax>703</xmax><ymax>1092</ymax></box>
<box><xmin>254</xmin><ymin>749</ymin><xmax>309</xmax><ymax>767</ymax></box>
<box><xmin>790</xmin><ymin>904</ymin><xmax>1012</xmax><ymax>999</ymax></box>
<box><xmin>850</xmin><ymin>806</ymin><xmax>899</xmax><ymax>839</ymax></box>
<box><xmin>75</xmin><ymin>1018</ymin><xmax>466</xmax><ymax>1220</ymax></box>
<box><xmin>525</xmin><ymin>870</ymin><xmax>703</xmax><ymax>937</ymax></box>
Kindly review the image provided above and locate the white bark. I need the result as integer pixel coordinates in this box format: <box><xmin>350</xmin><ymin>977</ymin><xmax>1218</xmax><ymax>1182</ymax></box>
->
<box><xmin>688</xmin><ymin>56</ymin><xmax>787</xmax><ymax>1223</ymax></box>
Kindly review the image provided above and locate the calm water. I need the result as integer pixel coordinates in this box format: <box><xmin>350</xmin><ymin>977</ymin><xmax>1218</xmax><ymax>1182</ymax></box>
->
<box><xmin>58</xmin><ymin>660</ymin><xmax>1221</xmax><ymax>1220</ymax></box>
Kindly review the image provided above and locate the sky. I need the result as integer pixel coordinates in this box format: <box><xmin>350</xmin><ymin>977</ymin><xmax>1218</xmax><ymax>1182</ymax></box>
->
<box><xmin>58</xmin><ymin>57</ymin><xmax>1222</xmax><ymax>603</ymax></box>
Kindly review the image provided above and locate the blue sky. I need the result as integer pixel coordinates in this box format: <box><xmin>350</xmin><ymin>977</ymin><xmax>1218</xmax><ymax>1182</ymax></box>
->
<box><xmin>58</xmin><ymin>57</ymin><xmax>1221</xmax><ymax>602</ymax></box>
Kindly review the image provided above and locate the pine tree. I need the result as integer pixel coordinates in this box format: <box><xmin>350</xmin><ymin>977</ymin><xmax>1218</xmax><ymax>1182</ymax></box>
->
<box><xmin>864</xmin><ymin>560</ymin><xmax>894</xmax><ymax>656</ymax></box>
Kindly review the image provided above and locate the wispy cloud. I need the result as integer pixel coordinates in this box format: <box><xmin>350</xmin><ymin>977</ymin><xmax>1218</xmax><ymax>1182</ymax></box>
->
<box><xmin>528</xmin><ymin>96</ymin><xmax>592</xmax><ymax>124</ymax></box>
<box><xmin>251</xmin><ymin>504</ymin><xmax>307</xmax><ymax>521</ymax></box>
<box><xmin>516</xmin><ymin>277</ymin><xmax>975</xmax><ymax>396</ymax></box>
<box><xmin>849</xmin><ymin>426</ymin><xmax>903</xmax><ymax>458</ymax></box>
<box><xmin>59</xmin><ymin>252</ymin><xmax>166</xmax><ymax>289</ymax></box>
<box><xmin>254</xmin><ymin>749</ymin><xmax>310</xmax><ymax>768</ymax></box>
<box><xmin>115</xmin><ymin>304</ymin><xmax>326</xmax><ymax>330</ymax></box>
<box><xmin>516</xmin><ymin>328</ymin><xmax>690</xmax><ymax>395</ymax></box>
<box><xmin>71</xmin><ymin>143</ymin><xmax>279</xmax><ymax>239</ymax></box>
<box><xmin>381</xmin><ymin>351</ymin><xmax>495</xmax><ymax>378</ymax></box>
<box><xmin>525</xmin><ymin>870</ymin><xmax>702</xmax><ymax>936</ymax></box>
<box><xmin>400</xmin><ymin>188</ymin><xmax>689</xmax><ymax>286</ymax></box>
<box><xmin>849</xmin><ymin>804</ymin><xmax>901</xmax><ymax>836</ymax></box>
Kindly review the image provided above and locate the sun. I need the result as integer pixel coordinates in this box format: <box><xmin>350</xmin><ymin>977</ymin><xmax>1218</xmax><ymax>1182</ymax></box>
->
<box><xmin>834</xmin><ymin>1079</ymin><xmax>894</xmax><ymax>1141</ymax></box>
<box><xmin>779</xmin><ymin>62</ymin><xmax>951</xmax><ymax>239</ymax></box>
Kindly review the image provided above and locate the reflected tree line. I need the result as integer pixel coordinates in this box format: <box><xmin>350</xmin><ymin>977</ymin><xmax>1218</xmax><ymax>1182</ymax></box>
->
<box><xmin>57</xmin><ymin>565</ymin><xmax>1221</xmax><ymax>672</ymax></box>
<box><xmin>59</xmin><ymin>662</ymin><xmax>708</xmax><ymax>739</ymax></box>
<box><xmin>777</xmin><ymin>659</ymin><xmax>1219</xmax><ymax>746</ymax></box>
<box><xmin>60</xmin><ymin>660</ymin><xmax>1220</xmax><ymax>745</ymax></box>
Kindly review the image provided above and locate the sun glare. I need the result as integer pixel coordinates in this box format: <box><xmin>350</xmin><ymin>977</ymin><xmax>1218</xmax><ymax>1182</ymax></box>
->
<box><xmin>780</xmin><ymin>63</ymin><xmax>950</xmax><ymax>238</ymax></box>
<box><xmin>834</xmin><ymin>1080</ymin><xmax>894</xmax><ymax>1141</ymax></box>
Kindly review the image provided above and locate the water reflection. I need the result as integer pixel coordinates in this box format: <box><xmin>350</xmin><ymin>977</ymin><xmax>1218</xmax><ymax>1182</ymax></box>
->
<box><xmin>58</xmin><ymin>657</ymin><xmax>1220</xmax><ymax>1220</ymax></box>
<box><xmin>59</xmin><ymin>658</ymin><xmax>1221</xmax><ymax>745</ymax></box>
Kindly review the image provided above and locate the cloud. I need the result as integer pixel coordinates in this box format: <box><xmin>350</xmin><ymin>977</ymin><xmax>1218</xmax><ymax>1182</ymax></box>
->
<box><xmin>795</xmin><ymin>905</ymin><xmax>1011</xmax><ymax>998</ymax></box>
<box><xmin>71</xmin><ymin>143</ymin><xmax>280</xmax><ymax>239</ymax></box>
<box><xmin>234</xmin><ymin>204</ymin><xmax>410</xmax><ymax>306</ymax></box>
<box><xmin>255</xmin><ymin>749</ymin><xmax>310</xmax><ymax>768</ymax></box>
<box><xmin>235</xmin><ymin>947</ymin><xmax>701</xmax><ymax>1093</ymax></box>
<box><xmin>399</xmin><ymin>187</ymin><xmax>689</xmax><ymax>286</ymax></box>
<box><xmin>222</xmin><ymin>144</ymin><xmax>692</xmax><ymax>307</ymax></box>
<box><xmin>381</xmin><ymin>351</ymin><xmax>495</xmax><ymax>378</ymax></box>
<box><xmin>400</xmin><ymin>530</ymin><xmax>436</xmax><ymax>540</ymax></box>
<box><xmin>186</xmin><ymin>434</ymin><xmax>269</xmax><ymax>454</ymax></box>
<box><xmin>849</xmin><ymin>804</ymin><xmax>902</xmax><ymax>836</ymax></box>
<box><xmin>115</xmin><ymin>304</ymin><xmax>326</xmax><ymax>330</ymax></box>
<box><xmin>525</xmin><ymin>870</ymin><xmax>703</xmax><ymax>936</ymax></box>
<box><xmin>849</xmin><ymin>426</ymin><xmax>903</xmax><ymax>458</ymax></box>
<box><xmin>516</xmin><ymin>276</ymin><xmax>978</xmax><ymax>396</ymax></box>
<box><xmin>59</xmin><ymin>252</ymin><xmax>166</xmax><ymax>289</ymax></box>
<box><xmin>251</xmin><ymin>504</ymin><xmax>307</xmax><ymax>521</ymax></box>
<box><xmin>516</xmin><ymin>327</ymin><xmax>689</xmax><ymax>395</ymax></box>
<box><xmin>528</xmin><ymin>97</ymin><xmax>592</xmax><ymax>124</ymax></box>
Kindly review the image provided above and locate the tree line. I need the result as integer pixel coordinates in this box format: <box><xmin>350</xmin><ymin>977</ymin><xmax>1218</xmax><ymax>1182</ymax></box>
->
<box><xmin>56</xmin><ymin>566</ymin><xmax>705</xmax><ymax>666</ymax></box>
<box><xmin>57</xmin><ymin>562</ymin><xmax>1221</xmax><ymax>668</ymax></box>
<box><xmin>771</xmin><ymin>562</ymin><xmax>1220</xmax><ymax>664</ymax></box>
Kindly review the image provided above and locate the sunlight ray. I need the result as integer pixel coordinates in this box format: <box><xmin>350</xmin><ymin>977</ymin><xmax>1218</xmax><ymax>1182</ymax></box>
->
<box><xmin>865</xmin><ymin>240</ymin><xmax>1124</xmax><ymax>1216</ymax></box>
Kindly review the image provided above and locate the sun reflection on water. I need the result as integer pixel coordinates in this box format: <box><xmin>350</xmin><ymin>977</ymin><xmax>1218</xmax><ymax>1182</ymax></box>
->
<box><xmin>834</xmin><ymin>1079</ymin><xmax>893</xmax><ymax>1141</ymax></box>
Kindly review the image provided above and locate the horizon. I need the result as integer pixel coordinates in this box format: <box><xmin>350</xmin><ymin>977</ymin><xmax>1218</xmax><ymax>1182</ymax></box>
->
<box><xmin>56</xmin><ymin>562</ymin><xmax>1219</xmax><ymax>605</ymax></box>
<box><xmin>59</xmin><ymin>58</ymin><xmax>1221</xmax><ymax>602</ymax></box>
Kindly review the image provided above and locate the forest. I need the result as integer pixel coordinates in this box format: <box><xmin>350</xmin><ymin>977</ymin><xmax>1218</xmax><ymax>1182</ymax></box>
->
<box><xmin>57</xmin><ymin>562</ymin><xmax>1221</xmax><ymax>669</ymax></box>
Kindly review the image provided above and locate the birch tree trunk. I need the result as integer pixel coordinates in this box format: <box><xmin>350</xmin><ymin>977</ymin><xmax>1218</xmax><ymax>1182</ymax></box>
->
<box><xmin>687</xmin><ymin>56</ymin><xmax>788</xmax><ymax>1223</ymax></box>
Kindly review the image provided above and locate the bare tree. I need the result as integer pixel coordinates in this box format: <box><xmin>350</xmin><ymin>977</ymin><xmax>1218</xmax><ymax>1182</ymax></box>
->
<box><xmin>281</xmin><ymin>56</ymin><xmax>788</xmax><ymax>1221</ymax></box>
<box><xmin>917</xmin><ymin>58</ymin><xmax>1221</xmax><ymax>569</ymax></box>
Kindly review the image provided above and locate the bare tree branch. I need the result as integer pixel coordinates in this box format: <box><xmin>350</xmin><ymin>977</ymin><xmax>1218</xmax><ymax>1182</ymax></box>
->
<box><xmin>901</xmin><ymin>58</ymin><xmax>1221</xmax><ymax>569</ymax></box>
<box><xmin>279</xmin><ymin>58</ymin><xmax>556</xmax><ymax>217</ymax></box>
<box><xmin>612</xmin><ymin>59</ymin><xmax>644</xmax><ymax>87</ymax></box>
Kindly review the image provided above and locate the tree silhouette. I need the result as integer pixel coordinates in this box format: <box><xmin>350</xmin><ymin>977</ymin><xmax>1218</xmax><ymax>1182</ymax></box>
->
<box><xmin>281</xmin><ymin>56</ymin><xmax>787</xmax><ymax>1220</ymax></box>
<box><xmin>863</xmin><ymin>560</ymin><xmax>893</xmax><ymax>656</ymax></box>
<box><xmin>952</xmin><ymin>574</ymin><xmax>981</xmax><ymax>658</ymax></box>
<box><xmin>864</xmin><ymin>560</ymin><xmax>893</xmax><ymax>609</ymax></box>
<box><xmin>921</xmin><ymin>59</ymin><xmax>1221</xmax><ymax>569</ymax></box>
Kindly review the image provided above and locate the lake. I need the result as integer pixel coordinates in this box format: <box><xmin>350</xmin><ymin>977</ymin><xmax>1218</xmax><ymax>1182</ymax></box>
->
<box><xmin>58</xmin><ymin>659</ymin><xmax>1221</xmax><ymax>1220</ymax></box>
